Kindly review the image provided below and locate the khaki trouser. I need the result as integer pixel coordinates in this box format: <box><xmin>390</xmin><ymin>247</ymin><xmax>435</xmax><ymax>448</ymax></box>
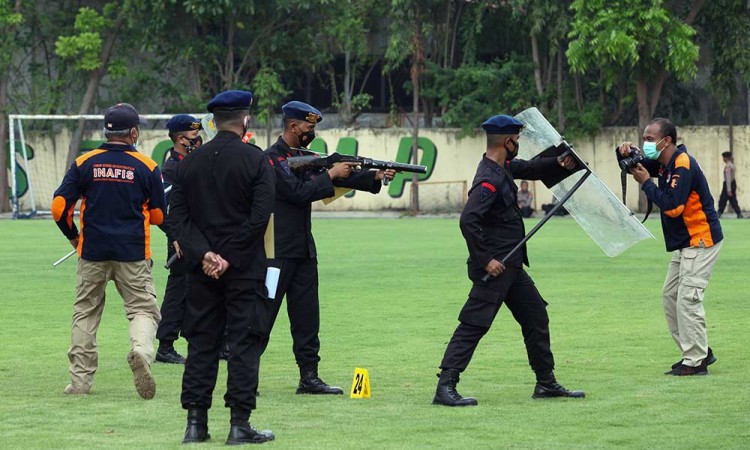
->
<box><xmin>662</xmin><ymin>241</ymin><xmax>722</xmax><ymax>367</ymax></box>
<box><xmin>68</xmin><ymin>259</ymin><xmax>161</xmax><ymax>389</ymax></box>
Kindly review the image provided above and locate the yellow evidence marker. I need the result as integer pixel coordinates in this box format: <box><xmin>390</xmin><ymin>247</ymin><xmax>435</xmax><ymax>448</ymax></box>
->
<box><xmin>350</xmin><ymin>368</ymin><xmax>371</xmax><ymax>399</ymax></box>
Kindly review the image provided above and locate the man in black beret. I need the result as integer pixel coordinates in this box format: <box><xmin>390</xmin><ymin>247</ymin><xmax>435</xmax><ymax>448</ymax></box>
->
<box><xmin>263</xmin><ymin>100</ymin><xmax>394</xmax><ymax>395</ymax></box>
<box><xmin>155</xmin><ymin>114</ymin><xmax>203</xmax><ymax>365</ymax></box>
<box><xmin>167</xmin><ymin>90</ymin><xmax>275</xmax><ymax>444</ymax></box>
<box><xmin>432</xmin><ymin>114</ymin><xmax>585</xmax><ymax>406</ymax></box>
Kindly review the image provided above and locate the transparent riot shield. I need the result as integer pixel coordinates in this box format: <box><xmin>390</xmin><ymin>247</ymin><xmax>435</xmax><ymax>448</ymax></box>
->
<box><xmin>515</xmin><ymin>107</ymin><xmax>653</xmax><ymax>257</ymax></box>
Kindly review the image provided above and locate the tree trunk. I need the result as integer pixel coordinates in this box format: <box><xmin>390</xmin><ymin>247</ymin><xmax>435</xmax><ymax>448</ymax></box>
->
<box><xmin>635</xmin><ymin>77</ymin><xmax>651</xmax><ymax>212</ymax></box>
<box><xmin>305</xmin><ymin>69</ymin><xmax>313</xmax><ymax>104</ymax></box>
<box><xmin>423</xmin><ymin>98</ymin><xmax>433</xmax><ymax>128</ymax></box>
<box><xmin>410</xmin><ymin>15</ymin><xmax>423</xmax><ymax>215</ymax></box>
<box><xmin>343</xmin><ymin>50</ymin><xmax>353</xmax><ymax>125</ymax></box>
<box><xmin>0</xmin><ymin>76</ymin><xmax>10</xmax><ymax>213</ymax></box>
<box><xmin>557</xmin><ymin>45</ymin><xmax>564</xmax><ymax>132</ymax></box>
<box><xmin>448</xmin><ymin>0</ymin><xmax>463</xmax><ymax>68</ymax></box>
<box><xmin>0</xmin><ymin>0</ymin><xmax>23</xmax><ymax>213</ymax></box>
<box><xmin>728</xmin><ymin>111</ymin><xmax>734</xmax><ymax>154</ymax></box>
<box><xmin>66</xmin><ymin>13</ymin><xmax>126</xmax><ymax>168</ymax></box>
<box><xmin>266</xmin><ymin>106</ymin><xmax>272</xmax><ymax>149</ymax></box>
<box><xmin>222</xmin><ymin>19</ymin><xmax>236</xmax><ymax>89</ymax></box>
<box><xmin>531</xmin><ymin>33</ymin><xmax>544</xmax><ymax>98</ymax></box>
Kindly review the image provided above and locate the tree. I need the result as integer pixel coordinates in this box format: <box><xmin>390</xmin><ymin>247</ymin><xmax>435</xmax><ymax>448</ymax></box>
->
<box><xmin>253</xmin><ymin>66</ymin><xmax>290</xmax><ymax>148</ymax></box>
<box><xmin>697</xmin><ymin>0</ymin><xmax>750</xmax><ymax>153</ymax></box>
<box><xmin>0</xmin><ymin>0</ymin><xmax>23</xmax><ymax>212</ymax></box>
<box><xmin>513</xmin><ymin>0</ymin><xmax>573</xmax><ymax>130</ymax></box>
<box><xmin>701</xmin><ymin>0</ymin><xmax>750</xmax><ymax>112</ymax></box>
<box><xmin>319</xmin><ymin>0</ymin><xmax>385</xmax><ymax>127</ymax></box>
<box><xmin>567</xmin><ymin>0</ymin><xmax>705</xmax><ymax>133</ymax></box>
<box><xmin>388</xmin><ymin>0</ymin><xmax>442</xmax><ymax>214</ymax></box>
<box><xmin>55</xmin><ymin>3</ymin><xmax>127</xmax><ymax>167</ymax></box>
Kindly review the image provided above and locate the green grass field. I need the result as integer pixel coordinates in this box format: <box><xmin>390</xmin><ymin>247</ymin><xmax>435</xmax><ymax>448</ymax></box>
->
<box><xmin>1</xmin><ymin>217</ymin><xmax>749</xmax><ymax>449</ymax></box>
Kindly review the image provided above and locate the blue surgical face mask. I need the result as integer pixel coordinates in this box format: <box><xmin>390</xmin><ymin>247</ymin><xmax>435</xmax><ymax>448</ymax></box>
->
<box><xmin>642</xmin><ymin>137</ymin><xmax>665</xmax><ymax>159</ymax></box>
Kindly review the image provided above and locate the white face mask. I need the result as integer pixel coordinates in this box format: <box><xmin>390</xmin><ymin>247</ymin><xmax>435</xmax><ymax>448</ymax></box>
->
<box><xmin>132</xmin><ymin>128</ymin><xmax>141</xmax><ymax>149</ymax></box>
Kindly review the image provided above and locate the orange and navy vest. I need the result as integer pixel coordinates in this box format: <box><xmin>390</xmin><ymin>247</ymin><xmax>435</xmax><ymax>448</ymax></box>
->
<box><xmin>642</xmin><ymin>145</ymin><xmax>723</xmax><ymax>252</ymax></box>
<box><xmin>51</xmin><ymin>143</ymin><xmax>166</xmax><ymax>261</ymax></box>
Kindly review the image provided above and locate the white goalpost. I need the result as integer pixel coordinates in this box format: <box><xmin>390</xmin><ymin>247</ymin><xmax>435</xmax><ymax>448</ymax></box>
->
<box><xmin>7</xmin><ymin>114</ymin><xmax>202</xmax><ymax>219</ymax></box>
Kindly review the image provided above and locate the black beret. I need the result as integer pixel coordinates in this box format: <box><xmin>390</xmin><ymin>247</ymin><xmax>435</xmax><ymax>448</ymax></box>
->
<box><xmin>207</xmin><ymin>90</ymin><xmax>254</xmax><ymax>113</ymax></box>
<box><xmin>282</xmin><ymin>101</ymin><xmax>323</xmax><ymax>123</ymax></box>
<box><xmin>166</xmin><ymin>114</ymin><xmax>202</xmax><ymax>133</ymax></box>
<box><xmin>481</xmin><ymin>114</ymin><xmax>524</xmax><ymax>135</ymax></box>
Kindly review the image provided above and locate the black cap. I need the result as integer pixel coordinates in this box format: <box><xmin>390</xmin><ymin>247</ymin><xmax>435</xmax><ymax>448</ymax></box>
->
<box><xmin>104</xmin><ymin>103</ymin><xmax>147</xmax><ymax>131</ymax></box>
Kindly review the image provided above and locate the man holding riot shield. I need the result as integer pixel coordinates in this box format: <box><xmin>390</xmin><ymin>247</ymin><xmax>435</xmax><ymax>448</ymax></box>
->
<box><xmin>433</xmin><ymin>114</ymin><xmax>585</xmax><ymax>406</ymax></box>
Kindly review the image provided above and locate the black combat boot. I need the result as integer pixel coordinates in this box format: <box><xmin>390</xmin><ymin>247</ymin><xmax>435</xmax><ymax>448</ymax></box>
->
<box><xmin>182</xmin><ymin>407</ymin><xmax>210</xmax><ymax>444</ymax></box>
<box><xmin>532</xmin><ymin>371</ymin><xmax>585</xmax><ymax>399</ymax></box>
<box><xmin>226</xmin><ymin>408</ymin><xmax>274</xmax><ymax>445</ymax></box>
<box><xmin>296</xmin><ymin>364</ymin><xmax>344</xmax><ymax>395</ymax></box>
<box><xmin>432</xmin><ymin>369</ymin><xmax>478</xmax><ymax>406</ymax></box>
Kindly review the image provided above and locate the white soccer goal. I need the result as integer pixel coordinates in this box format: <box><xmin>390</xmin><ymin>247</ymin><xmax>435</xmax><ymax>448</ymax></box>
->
<box><xmin>7</xmin><ymin>114</ymin><xmax>203</xmax><ymax>219</ymax></box>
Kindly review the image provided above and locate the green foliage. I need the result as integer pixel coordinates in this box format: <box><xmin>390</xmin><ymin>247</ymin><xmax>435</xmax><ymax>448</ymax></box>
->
<box><xmin>55</xmin><ymin>6</ymin><xmax>111</xmax><ymax>71</ymax></box>
<box><xmin>424</xmin><ymin>58</ymin><xmax>538</xmax><ymax>136</ymax></box>
<box><xmin>4</xmin><ymin>0</ymin><xmax>747</xmax><ymax>130</ymax></box>
<box><xmin>698</xmin><ymin>0</ymin><xmax>750</xmax><ymax>112</ymax></box>
<box><xmin>385</xmin><ymin>0</ymin><xmax>443</xmax><ymax>70</ymax></box>
<box><xmin>0</xmin><ymin>0</ymin><xmax>23</xmax><ymax>72</ymax></box>
<box><xmin>0</xmin><ymin>0</ymin><xmax>21</xmax><ymax>28</ymax></box>
<box><xmin>253</xmin><ymin>66</ymin><xmax>291</xmax><ymax>125</ymax></box>
<box><xmin>562</xmin><ymin>102</ymin><xmax>605</xmax><ymax>138</ymax></box>
<box><xmin>567</xmin><ymin>0</ymin><xmax>700</xmax><ymax>90</ymax></box>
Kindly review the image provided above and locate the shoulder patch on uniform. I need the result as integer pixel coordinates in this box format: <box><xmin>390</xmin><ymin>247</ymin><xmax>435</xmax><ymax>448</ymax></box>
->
<box><xmin>75</xmin><ymin>149</ymin><xmax>107</xmax><ymax>167</ymax></box>
<box><xmin>126</xmin><ymin>151</ymin><xmax>159</xmax><ymax>171</ymax></box>
<box><xmin>279</xmin><ymin>159</ymin><xmax>292</xmax><ymax>175</ymax></box>
<box><xmin>674</xmin><ymin>153</ymin><xmax>690</xmax><ymax>170</ymax></box>
<box><xmin>480</xmin><ymin>182</ymin><xmax>497</xmax><ymax>202</ymax></box>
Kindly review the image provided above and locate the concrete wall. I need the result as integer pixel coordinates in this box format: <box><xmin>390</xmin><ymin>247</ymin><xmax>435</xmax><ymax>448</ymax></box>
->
<box><xmin>11</xmin><ymin>125</ymin><xmax>749</xmax><ymax>213</ymax></box>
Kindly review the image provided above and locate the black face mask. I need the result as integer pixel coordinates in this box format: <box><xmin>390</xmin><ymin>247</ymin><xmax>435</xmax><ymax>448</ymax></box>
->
<box><xmin>183</xmin><ymin>136</ymin><xmax>202</xmax><ymax>153</ymax></box>
<box><xmin>299</xmin><ymin>130</ymin><xmax>316</xmax><ymax>147</ymax></box>
<box><xmin>505</xmin><ymin>138</ymin><xmax>519</xmax><ymax>161</ymax></box>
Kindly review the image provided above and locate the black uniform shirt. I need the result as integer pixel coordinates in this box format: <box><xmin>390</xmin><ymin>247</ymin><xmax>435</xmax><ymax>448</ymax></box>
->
<box><xmin>167</xmin><ymin>131</ymin><xmax>275</xmax><ymax>279</ymax></box>
<box><xmin>265</xmin><ymin>137</ymin><xmax>382</xmax><ymax>259</ymax></box>
<box><xmin>159</xmin><ymin>147</ymin><xmax>185</xmax><ymax>241</ymax></box>
<box><xmin>460</xmin><ymin>154</ymin><xmax>568</xmax><ymax>275</ymax></box>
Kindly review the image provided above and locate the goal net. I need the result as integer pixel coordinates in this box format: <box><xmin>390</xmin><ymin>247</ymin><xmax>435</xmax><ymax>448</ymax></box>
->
<box><xmin>7</xmin><ymin>114</ymin><xmax>201</xmax><ymax>218</ymax></box>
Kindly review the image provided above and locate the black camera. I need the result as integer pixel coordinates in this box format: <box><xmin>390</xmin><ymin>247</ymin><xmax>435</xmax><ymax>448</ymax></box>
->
<box><xmin>618</xmin><ymin>147</ymin><xmax>644</xmax><ymax>171</ymax></box>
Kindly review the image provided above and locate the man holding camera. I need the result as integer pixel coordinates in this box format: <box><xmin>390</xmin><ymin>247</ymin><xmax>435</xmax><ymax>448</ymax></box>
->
<box><xmin>618</xmin><ymin>118</ymin><xmax>722</xmax><ymax>376</ymax></box>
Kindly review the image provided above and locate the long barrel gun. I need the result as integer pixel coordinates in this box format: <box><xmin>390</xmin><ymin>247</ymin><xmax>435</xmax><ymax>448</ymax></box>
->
<box><xmin>286</xmin><ymin>152</ymin><xmax>427</xmax><ymax>185</ymax></box>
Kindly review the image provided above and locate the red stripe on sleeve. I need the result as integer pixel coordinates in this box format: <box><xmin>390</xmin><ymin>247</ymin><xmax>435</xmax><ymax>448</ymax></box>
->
<box><xmin>481</xmin><ymin>182</ymin><xmax>496</xmax><ymax>192</ymax></box>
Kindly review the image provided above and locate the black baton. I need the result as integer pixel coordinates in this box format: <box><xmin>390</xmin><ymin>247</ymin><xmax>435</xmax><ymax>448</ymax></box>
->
<box><xmin>482</xmin><ymin>170</ymin><xmax>591</xmax><ymax>282</ymax></box>
<box><xmin>165</xmin><ymin>252</ymin><xmax>178</xmax><ymax>269</ymax></box>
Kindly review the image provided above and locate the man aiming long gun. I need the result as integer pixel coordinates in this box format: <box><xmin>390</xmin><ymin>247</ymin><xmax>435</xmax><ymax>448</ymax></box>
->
<box><xmin>286</xmin><ymin>152</ymin><xmax>427</xmax><ymax>185</ymax></box>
